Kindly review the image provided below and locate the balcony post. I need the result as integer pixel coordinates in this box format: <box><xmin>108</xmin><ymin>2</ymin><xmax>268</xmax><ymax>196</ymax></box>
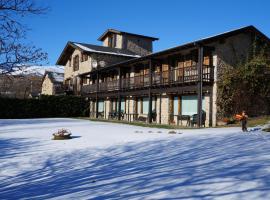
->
<box><xmin>95</xmin><ymin>71</ymin><xmax>99</xmax><ymax>119</ymax></box>
<box><xmin>148</xmin><ymin>59</ymin><xmax>153</xmax><ymax>123</ymax></box>
<box><xmin>118</xmin><ymin>67</ymin><xmax>122</xmax><ymax>120</ymax></box>
<box><xmin>197</xmin><ymin>45</ymin><xmax>203</xmax><ymax>127</ymax></box>
<box><xmin>167</xmin><ymin>56</ymin><xmax>171</xmax><ymax>85</ymax></box>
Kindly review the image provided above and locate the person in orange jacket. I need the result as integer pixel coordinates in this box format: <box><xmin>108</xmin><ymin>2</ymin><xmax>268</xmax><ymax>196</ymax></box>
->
<box><xmin>240</xmin><ymin>110</ymin><xmax>248</xmax><ymax>132</ymax></box>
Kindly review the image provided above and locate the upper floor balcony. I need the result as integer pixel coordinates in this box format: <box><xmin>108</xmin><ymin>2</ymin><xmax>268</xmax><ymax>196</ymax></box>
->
<box><xmin>81</xmin><ymin>64</ymin><xmax>213</xmax><ymax>95</ymax></box>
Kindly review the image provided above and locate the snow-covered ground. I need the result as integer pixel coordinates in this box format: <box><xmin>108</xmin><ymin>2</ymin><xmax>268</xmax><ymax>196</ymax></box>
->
<box><xmin>1</xmin><ymin>118</ymin><xmax>270</xmax><ymax>200</ymax></box>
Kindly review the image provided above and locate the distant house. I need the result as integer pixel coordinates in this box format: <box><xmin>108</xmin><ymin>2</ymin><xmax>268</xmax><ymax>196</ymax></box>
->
<box><xmin>0</xmin><ymin>65</ymin><xmax>64</xmax><ymax>99</ymax></box>
<box><xmin>41</xmin><ymin>71</ymin><xmax>64</xmax><ymax>95</ymax></box>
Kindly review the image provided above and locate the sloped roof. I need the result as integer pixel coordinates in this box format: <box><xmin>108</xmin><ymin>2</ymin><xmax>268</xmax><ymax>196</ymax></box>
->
<box><xmin>56</xmin><ymin>42</ymin><xmax>140</xmax><ymax>65</ymax></box>
<box><xmin>98</xmin><ymin>29</ymin><xmax>159</xmax><ymax>41</ymax></box>
<box><xmin>74</xmin><ymin>42</ymin><xmax>140</xmax><ymax>57</ymax></box>
<box><xmin>96</xmin><ymin>25</ymin><xmax>270</xmax><ymax>72</ymax></box>
<box><xmin>45</xmin><ymin>71</ymin><xmax>64</xmax><ymax>83</ymax></box>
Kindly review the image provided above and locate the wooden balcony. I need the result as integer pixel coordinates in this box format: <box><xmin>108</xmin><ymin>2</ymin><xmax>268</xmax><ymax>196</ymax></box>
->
<box><xmin>81</xmin><ymin>65</ymin><xmax>213</xmax><ymax>94</ymax></box>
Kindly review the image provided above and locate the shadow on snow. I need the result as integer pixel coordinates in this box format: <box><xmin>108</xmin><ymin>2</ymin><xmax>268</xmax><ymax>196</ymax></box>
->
<box><xmin>1</xmin><ymin>133</ymin><xmax>270</xmax><ymax>199</ymax></box>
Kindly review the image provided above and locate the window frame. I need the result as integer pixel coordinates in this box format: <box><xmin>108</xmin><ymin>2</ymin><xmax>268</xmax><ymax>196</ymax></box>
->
<box><xmin>73</xmin><ymin>55</ymin><xmax>79</xmax><ymax>71</ymax></box>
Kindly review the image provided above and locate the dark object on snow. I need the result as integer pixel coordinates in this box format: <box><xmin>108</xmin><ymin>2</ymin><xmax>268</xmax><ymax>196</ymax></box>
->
<box><xmin>137</xmin><ymin>116</ymin><xmax>147</xmax><ymax>122</ymax></box>
<box><xmin>53</xmin><ymin>129</ymin><xmax>72</xmax><ymax>140</ymax></box>
<box><xmin>168</xmin><ymin>130</ymin><xmax>177</xmax><ymax>134</ymax></box>
<box><xmin>263</xmin><ymin>128</ymin><xmax>270</xmax><ymax>132</ymax></box>
<box><xmin>53</xmin><ymin>134</ymin><xmax>72</xmax><ymax>140</ymax></box>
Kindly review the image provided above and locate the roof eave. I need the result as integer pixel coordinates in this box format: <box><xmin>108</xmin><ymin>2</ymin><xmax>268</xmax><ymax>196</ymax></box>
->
<box><xmin>97</xmin><ymin>29</ymin><xmax>159</xmax><ymax>41</ymax></box>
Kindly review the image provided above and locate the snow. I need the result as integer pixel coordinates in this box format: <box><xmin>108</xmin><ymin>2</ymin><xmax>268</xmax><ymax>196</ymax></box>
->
<box><xmin>50</xmin><ymin>72</ymin><xmax>64</xmax><ymax>82</ymax></box>
<box><xmin>1</xmin><ymin>118</ymin><xmax>270</xmax><ymax>199</ymax></box>
<box><xmin>74</xmin><ymin>43</ymin><xmax>141</xmax><ymax>58</ymax></box>
<box><xmin>10</xmin><ymin>65</ymin><xmax>64</xmax><ymax>76</ymax></box>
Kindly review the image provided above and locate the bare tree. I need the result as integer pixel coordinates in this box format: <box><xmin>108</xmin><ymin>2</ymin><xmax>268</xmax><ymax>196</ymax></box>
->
<box><xmin>0</xmin><ymin>0</ymin><xmax>48</xmax><ymax>75</ymax></box>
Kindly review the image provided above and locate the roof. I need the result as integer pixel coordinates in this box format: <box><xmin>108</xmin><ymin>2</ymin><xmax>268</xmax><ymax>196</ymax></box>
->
<box><xmin>44</xmin><ymin>71</ymin><xmax>64</xmax><ymax>83</ymax></box>
<box><xmin>98</xmin><ymin>29</ymin><xmax>159</xmax><ymax>41</ymax></box>
<box><xmin>56</xmin><ymin>42</ymin><xmax>140</xmax><ymax>65</ymax></box>
<box><xmin>95</xmin><ymin>25</ymin><xmax>270</xmax><ymax>72</ymax></box>
<box><xmin>74</xmin><ymin>42</ymin><xmax>140</xmax><ymax>57</ymax></box>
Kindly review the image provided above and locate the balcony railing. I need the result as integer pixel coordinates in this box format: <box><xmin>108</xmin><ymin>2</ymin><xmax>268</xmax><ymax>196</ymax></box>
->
<box><xmin>82</xmin><ymin>65</ymin><xmax>213</xmax><ymax>94</ymax></box>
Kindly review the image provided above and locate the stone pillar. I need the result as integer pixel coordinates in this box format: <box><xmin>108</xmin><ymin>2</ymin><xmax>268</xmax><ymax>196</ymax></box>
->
<box><xmin>105</xmin><ymin>98</ymin><xmax>110</xmax><ymax>119</ymax></box>
<box><xmin>212</xmin><ymin>55</ymin><xmax>218</xmax><ymax>127</ymax></box>
<box><xmin>204</xmin><ymin>95</ymin><xmax>210</xmax><ymax>127</ymax></box>
<box><xmin>129</xmin><ymin>97</ymin><xmax>134</xmax><ymax>121</ymax></box>
<box><xmin>168</xmin><ymin>95</ymin><xmax>174</xmax><ymax>124</ymax></box>
<box><xmin>161</xmin><ymin>95</ymin><xmax>169</xmax><ymax>124</ymax></box>
<box><xmin>156</xmin><ymin>95</ymin><xmax>161</xmax><ymax>124</ymax></box>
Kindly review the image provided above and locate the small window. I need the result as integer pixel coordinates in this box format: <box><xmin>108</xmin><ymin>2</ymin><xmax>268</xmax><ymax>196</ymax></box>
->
<box><xmin>83</xmin><ymin>78</ymin><xmax>87</xmax><ymax>84</ymax></box>
<box><xmin>73</xmin><ymin>55</ymin><xmax>79</xmax><ymax>71</ymax></box>
<box><xmin>108</xmin><ymin>34</ymin><xmax>116</xmax><ymax>48</ymax></box>
<box><xmin>69</xmin><ymin>58</ymin><xmax>71</xmax><ymax>67</ymax></box>
<box><xmin>81</xmin><ymin>53</ymin><xmax>88</xmax><ymax>62</ymax></box>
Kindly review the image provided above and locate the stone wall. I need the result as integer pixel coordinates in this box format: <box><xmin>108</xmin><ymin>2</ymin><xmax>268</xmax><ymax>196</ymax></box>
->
<box><xmin>64</xmin><ymin>49</ymin><xmax>92</xmax><ymax>81</ymax></box>
<box><xmin>102</xmin><ymin>34</ymin><xmax>122</xmax><ymax>49</ymax></box>
<box><xmin>160</xmin><ymin>95</ymin><xmax>169</xmax><ymax>124</ymax></box>
<box><xmin>64</xmin><ymin>48</ymin><xmax>132</xmax><ymax>84</ymax></box>
<box><xmin>210</xmin><ymin>32</ymin><xmax>253</xmax><ymax>124</ymax></box>
<box><xmin>41</xmin><ymin>74</ymin><xmax>53</xmax><ymax>95</ymax></box>
<box><xmin>122</xmin><ymin>34</ymin><xmax>153</xmax><ymax>56</ymax></box>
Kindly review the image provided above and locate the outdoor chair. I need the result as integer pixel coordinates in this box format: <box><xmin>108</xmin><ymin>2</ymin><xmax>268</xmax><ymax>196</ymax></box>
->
<box><xmin>177</xmin><ymin>115</ymin><xmax>191</xmax><ymax>126</ymax></box>
<box><xmin>191</xmin><ymin>111</ymin><xmax>206</xmax><ymax>127</ymax></box>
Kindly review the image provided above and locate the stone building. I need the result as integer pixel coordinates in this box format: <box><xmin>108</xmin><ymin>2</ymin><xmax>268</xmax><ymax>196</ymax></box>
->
<box><xmin>56</xmin><ymin>29</ymin><xmax>158</xmax><ymax>95</ymax></box>
<box><xmin>41</xmin><ymin>71</ymin><xmax>64</xmax><ymax>95</ymax></box>
<box><xmin>57</xmin><ymin>26</ymin><xmax>270</xmax><ymax>127</ymax></box>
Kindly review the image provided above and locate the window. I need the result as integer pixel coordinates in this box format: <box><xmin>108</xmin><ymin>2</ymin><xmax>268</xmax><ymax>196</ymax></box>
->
<box><xmin>73</xmin><ymin>55</ymin><xmax>79</xmax><ymax>71</ymax></box>
<box><xmin>81</xmin><ymin>53</ymin><xmax>88</xmax><ymax>62</ymax></box>
<box><xmin>98</xmin><ymin>100</ymin><xmax>104</xmax><ymax>112</ymax></box>
<box><xmin>121</xmin><ymin>98</ymin><xmax>125</xmax><ymax>112</ymax></box>
<box><xmin>173</xmin><ymin>96</ymin><xmax>179</xmax><ymax>115</ymax></box>
<box><xmin>82</xmin><ymin>78</ymin><xmax>87</xmax><ymax>84</ymax></box>
<box><xmin>181</xmin><ymin>96</ymin><xmax>205</xmax><ymax>115</ymax></box>
<box><xmin>69</xmin><ymin>58</ymin><xmax>71</xmax><ymax>67</ymax></box>
<box><xmin>108</xmin><ymin>34</ymin><xmax>116</xmax><ymax>48</ymax></box>
<box><xmin>142</xmin><ymin>97</ymin><xmax>149</xmax><ymax>114</ymax></box>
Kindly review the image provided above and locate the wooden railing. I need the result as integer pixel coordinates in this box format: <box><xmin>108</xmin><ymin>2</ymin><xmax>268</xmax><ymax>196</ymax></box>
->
<box><xmin>82</xmin><ymin>65</ymin><xmax>213</xmax><ymax>94</ymax></box>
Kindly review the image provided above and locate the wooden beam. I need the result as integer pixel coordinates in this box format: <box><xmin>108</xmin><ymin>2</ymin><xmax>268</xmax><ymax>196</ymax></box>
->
<box><xmin>148</xmin><ymin>59</ymin><xmax>153</xmax><ymax>123</ymax></box>
<box><xmin>197</xmin><ymin>45</ymin><xmax>203</xmax><ymax>127</ymax></box>
<box><xmin>118</xmin><ymin>67</ymin><xmax>122</xmax><ymax>120</ymax></box>
<box><xmin>95</xmin><ymin>71</ymin><xmax>99</xmax><ymax>118</ymax></box>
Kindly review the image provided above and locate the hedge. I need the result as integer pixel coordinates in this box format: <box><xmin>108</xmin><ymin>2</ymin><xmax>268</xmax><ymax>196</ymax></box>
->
<box><xmin>0</xmin><ymin>95</ymin><xmax>89</xmax><ymax>119</ymax></box>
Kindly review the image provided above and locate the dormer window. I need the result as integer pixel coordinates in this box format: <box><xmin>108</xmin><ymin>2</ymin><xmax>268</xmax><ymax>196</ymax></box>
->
<box><xmin>108</xmin><ymin>34</ymin><xmax>116</xmax><ymax>48</ymax></box>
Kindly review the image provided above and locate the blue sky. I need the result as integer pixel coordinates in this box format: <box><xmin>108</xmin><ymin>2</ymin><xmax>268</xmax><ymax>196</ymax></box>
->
<box><xmin>25</xmin><ymin>0</ymin><xmax>270</xmax><ymax>65</ymax></box>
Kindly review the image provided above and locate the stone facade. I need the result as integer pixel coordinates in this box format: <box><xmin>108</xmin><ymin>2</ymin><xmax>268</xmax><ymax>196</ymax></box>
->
<box><xmin>103</xmin><ymin>34</ymin><xmax>123</xmax><ymax>49</ymax></box>
<box><xmin>160</xmin><ymin>95</ymin><xmax>169</xmax><ymax>124</ymax></box>
<box><xmin>64</xmin><ymin>49</ymin><xmax>133</xmax><ymax>86</ymax></box>
<box><xmin>101</xmin><ymin>32</ymin><xmax>155</xmax><ymax>56</ymax></box>
<box><xmin>64</xmin><ymin>49</ymin><xmax>92</xmax><ymax>81</ymax></box>
<box><xmin>41</xmin><ymin>74</ymin><xmax>54</xmax><ymax>95</ymax></box>
<box><xmin>122</xmin><ymin>34</ymin><xmax>153</xmax><ymax>56</ymax></box>
<box><xmin>73</xmin><ymin>27</ymin><xmax>269</xmax><ymax>127</ymax></box>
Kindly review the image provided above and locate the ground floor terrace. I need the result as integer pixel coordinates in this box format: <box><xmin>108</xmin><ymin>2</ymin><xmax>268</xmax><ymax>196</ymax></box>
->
<box><xmin>89</xmin><ymin>90</ymin><xmax>215</xmax><ymax>127</ymax></box>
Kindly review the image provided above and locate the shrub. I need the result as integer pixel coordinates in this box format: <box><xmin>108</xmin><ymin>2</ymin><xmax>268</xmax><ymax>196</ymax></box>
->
<box><xmin>0</xmin><ymin>95</ymin><xmax>89</xmax><ymax>118</ymax></box>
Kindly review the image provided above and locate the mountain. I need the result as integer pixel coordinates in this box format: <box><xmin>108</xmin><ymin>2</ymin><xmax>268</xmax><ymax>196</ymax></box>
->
<box><xmin>11</xmin><ymin>65</ymin><xmax>64</xmax><ymax>76</ymax></box>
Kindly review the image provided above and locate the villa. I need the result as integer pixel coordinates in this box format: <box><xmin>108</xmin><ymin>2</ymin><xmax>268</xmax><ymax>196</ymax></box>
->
<box><xmin>56</xmin><ymin>26</ymin><xmax>270</xmax><ymax>127</ymax></box>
